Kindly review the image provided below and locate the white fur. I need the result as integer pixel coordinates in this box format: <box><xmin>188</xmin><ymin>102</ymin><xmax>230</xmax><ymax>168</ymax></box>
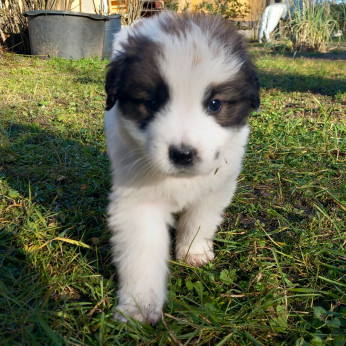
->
<box><xmin>105</xmin><ymin>12</ymin><xmax>252</xmax><ymax>324</ymax></box>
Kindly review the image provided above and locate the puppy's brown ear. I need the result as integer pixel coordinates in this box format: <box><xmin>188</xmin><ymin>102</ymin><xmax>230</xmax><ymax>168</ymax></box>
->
<box><xmin>105</xmin><ymin>61</ymin><xmax>121</xmax><ymax>111</ymax></box>
<box><xmin>245</xmin><ymin>60</ymin><xmax>261</xmax><ymax>113</ymax></box>
<box><xmin>250</xmin><ymin>74</ymin><xmax>260</xmax><ymax>113</ymax></box>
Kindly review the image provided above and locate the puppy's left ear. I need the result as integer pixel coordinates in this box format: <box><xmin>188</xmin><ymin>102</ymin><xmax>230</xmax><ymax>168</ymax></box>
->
<box><xmin>105</xmin><ymin>61</ymin><xmax>121</xmax><ymax>111</ymax></box>
<box><xmin>250</xmin><ymin>75</ymin><xmax>260</xmax><ymax>113</ymax></box>
<box><xmin>249</xmin><ymin>66</ymin><xmax>261</xmax><ymax>113</ymax></box>
<box><xmin>244</xmin><ymin>60</ymin><xmax>261</xmax><ymax>113</ymax></box>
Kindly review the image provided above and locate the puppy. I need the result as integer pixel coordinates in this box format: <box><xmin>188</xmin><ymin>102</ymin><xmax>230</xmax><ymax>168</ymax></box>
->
<box><xmin>104</xmin><ymin>11</ymin><xmax>260</xmax><ymax>324</ymax></box>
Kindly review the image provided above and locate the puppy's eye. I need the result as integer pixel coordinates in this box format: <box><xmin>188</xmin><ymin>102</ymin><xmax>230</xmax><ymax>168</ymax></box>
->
<box><xmin>144</xmin><ymin>98</ymin><xmax>159</xmax><ymax>111</ymax></box>
<box><xmin>208</xmin><ymin>99</ymin><xmax>222</xmax><ymax>113</ymax></box>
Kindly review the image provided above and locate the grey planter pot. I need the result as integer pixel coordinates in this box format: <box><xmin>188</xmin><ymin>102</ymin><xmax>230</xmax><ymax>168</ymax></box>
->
<box><xmin>24</xmin><ymin>10</ymin><xmax>108</xmax><ymax>60</ymax></box>
<box><xmin>102</xmin><ymin>14</ymin><xmax>121</xmax><ymax>59</ymax></box>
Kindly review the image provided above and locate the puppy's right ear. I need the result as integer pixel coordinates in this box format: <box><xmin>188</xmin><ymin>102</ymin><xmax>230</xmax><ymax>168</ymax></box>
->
<box><xmin>105</xmin><ymin>61</ymin><xmax>120</xmax><ymax>111</ymax></box>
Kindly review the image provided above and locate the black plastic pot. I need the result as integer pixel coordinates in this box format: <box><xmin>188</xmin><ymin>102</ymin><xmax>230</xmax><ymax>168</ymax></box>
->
<box><xmin>102</xmin><ymin>14</ymin><xmax>121</xmax><ymax>59</ymax></box>
<box><xmin>24</xmin><ymin>10</ymin><xmax>108</xmax><ymax>60</ymax></box>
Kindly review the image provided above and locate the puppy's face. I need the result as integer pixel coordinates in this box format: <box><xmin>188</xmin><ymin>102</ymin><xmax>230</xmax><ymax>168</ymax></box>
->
<box><xmin>106</xmin><ymin>13</ymin><xmax>260</xmax><ymax>176</ymax></box>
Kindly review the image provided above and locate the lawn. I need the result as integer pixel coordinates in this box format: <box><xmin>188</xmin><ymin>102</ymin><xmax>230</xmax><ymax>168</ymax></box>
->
<box><xmin>0</xmin><ymin>48</ymin><xmax>345</xmax><ymax>345</ymax></box>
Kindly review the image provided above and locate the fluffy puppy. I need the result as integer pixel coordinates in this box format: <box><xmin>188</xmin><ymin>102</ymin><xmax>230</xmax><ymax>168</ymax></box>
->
<box><xmin>104</xmin><ymin>11</ymin><xmax>260</xmax><ymax>324</ymax></box>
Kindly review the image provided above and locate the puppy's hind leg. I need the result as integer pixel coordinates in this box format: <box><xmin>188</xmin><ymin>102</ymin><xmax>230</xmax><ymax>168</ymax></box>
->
<box><xmin>176</xmin><ymin>183</ymin><xmax>237</xmax><ymax>267</ymax></box>
<box><xmin>108</xmin><ymin>199</ymin><xmax>170</xmax><ymax>324</ymax></box>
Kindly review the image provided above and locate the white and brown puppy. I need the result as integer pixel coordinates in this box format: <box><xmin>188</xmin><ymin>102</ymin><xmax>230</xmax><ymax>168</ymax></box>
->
<box><xmin>105</xmin><ymin>11</ymin><xmax>260</xmax><ymax>324</ymax></box>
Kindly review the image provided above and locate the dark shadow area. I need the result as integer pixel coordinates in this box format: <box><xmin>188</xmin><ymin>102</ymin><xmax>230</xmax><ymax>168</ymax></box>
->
<box><xmin>252</xmin><ymin>45</ymin><xmax>346</xmax><ymax>61</ymax></box>
<box><xmin>0</xmin><ymin>121</ymin><xmax>113</xmax><ymax>342</ymax></box>
<box><xmin>282</xmin><ymin>50</ymin><xmax>346</xmax><ymax>61</ymax></box>
<box><xmin>1</xmin><ymin>122</ymin><xmax>109</xmax><ymax>220</ymax></box>
<box><xmin>258</xmin><ymin>70</ymin><xmax>346</xmax><ymax>96</ymax></box>
<box><xmin>1</xmin><ymin>30</ymin><xmax>30</xmax><ymax>55</ymax></box>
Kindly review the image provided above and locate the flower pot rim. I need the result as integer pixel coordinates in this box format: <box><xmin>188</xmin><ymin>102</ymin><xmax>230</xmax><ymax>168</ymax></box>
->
<box><xmin>24</xmin><ymin>10</ymin><xmax>109</xmax><ymax>21</ymax></box>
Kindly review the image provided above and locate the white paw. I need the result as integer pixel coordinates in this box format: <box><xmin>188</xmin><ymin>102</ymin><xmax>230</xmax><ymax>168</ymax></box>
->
<box><xmin>113</xmin><ymin>299</ymin><xmax>162</xmax><ymax>324</ymax></box>
<box><xmin>176</xmin><ymin>237</ymin><xmax>215</xmax><ymax>267</ymax></box>
<box><xmin>176</xmin><ymin>249</ymin><xmax>215</xmax><ymax>267</ymax></box>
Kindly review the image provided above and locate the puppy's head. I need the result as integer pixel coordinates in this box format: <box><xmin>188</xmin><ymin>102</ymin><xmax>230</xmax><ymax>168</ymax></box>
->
<box><xmin>105</xmin><ymin>12</ymin><xmax>260</xmax><ymax>176</ymax></box>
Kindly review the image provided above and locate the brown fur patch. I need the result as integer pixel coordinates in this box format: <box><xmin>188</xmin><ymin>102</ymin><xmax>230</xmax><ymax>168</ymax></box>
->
<box><xmin>204</xmin><ymin>64</ymin><xmax>260</xmax><ymax>127</ymax></box>
<box><xmin>105</xmin><ymin>35</ymin><xmax>169</xmax><ymax>129</ymax></box>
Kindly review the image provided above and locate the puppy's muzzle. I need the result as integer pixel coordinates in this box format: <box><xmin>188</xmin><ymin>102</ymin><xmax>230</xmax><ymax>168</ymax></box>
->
<box><xmin>169</xmin><ymin>145</ymin><xmax>197</xmax><ymax>166</ymax></box>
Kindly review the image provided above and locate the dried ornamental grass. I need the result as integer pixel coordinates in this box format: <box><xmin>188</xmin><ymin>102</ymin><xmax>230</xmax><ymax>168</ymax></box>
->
<box><xmin>285</xmin><ymin>2</ymin><xmax>338</xmax><ymax>52</ymax></box>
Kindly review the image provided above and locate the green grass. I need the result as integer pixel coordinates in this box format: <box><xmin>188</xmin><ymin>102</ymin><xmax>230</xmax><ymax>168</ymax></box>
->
<box><xmin>0</xmin><ymin>50</ymin><xmax>345</xmax><ymax>345</ymax></box>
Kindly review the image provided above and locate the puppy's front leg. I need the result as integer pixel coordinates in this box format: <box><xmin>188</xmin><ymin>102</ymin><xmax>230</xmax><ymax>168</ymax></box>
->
<box><xmin>176</xmin><ymin>183</ymin><xmax>237</xmax><ymax>267</ymax></box>
<box><xmin>108</xmin><ymin>200</ymin><xmax>170</xmax><ymax>324</ymax></box>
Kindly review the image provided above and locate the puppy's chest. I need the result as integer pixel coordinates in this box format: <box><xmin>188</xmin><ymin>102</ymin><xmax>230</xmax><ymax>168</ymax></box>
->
<box><xmin>152</xmin><ymin>175</ymin><xmax>215</xmax><ymax>212</ymax></box>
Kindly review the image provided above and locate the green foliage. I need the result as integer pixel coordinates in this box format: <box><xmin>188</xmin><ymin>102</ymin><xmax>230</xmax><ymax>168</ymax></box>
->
<box><xmin>1</xmin><ymin>50</ymin><xmax>345</xmax><ymax>344</ymax></box>
<box><xmin>194</xmin><ymin>0</ymin><xmax>249</xmax><ymax>22</ymax></box>
<box><xmin>165</xmin><ymin>0</ymin><xmax>179</xmax><ymax>11</ymax></box>
<box><xmin>329</xmin><ymin>2</ymin><xmax>346</xmax><ymax>33</ymax></box>
<box><xmin>165</xmin><ymin>0</ymin><xmax>191</xmax><ymax>12</ymax></box>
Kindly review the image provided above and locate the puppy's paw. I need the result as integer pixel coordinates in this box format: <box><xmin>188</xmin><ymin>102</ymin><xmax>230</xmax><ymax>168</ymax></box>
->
<box><xmin>176</xmin><ymin>249</ymin><xmax>215</xmax><ymax>267</ymax></box>
<box><xmin>176</xmin><ymin>237</ymin><xmax>215</xmax><ymax>267</ymax></box>
<box><xmin>113</xmin><ymin>299</ymin><xmax>162</xmax><ymax>325</ymax></box>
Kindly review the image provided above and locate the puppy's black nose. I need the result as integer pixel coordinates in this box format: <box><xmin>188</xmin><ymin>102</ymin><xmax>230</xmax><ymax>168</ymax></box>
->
<box><xmin>169</xmin><ymin>145</ymin><xmax>197</xmax><ymax>166</ymax></box>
